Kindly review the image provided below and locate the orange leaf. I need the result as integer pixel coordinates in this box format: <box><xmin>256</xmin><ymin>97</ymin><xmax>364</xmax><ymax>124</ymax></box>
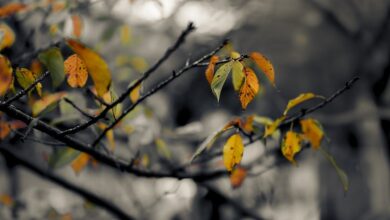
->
<box><xmin>0</xmin><ymin>121</ymin><xmax>11</xmax><ymax>140</ymax></box>
<box><xmin>230</xmin><ymin>166</ymin><xmax>247</xmax><ymax>188</ymax></box>
<box><xmin>130</xmin><ymin>83</ymin><xmax>141</xmax><ymax>103</ymax></box>
<box><xmin>0</xmin><ymin>194</ymin><xmax>13</xmax><ymax>206</ymax></box>
<box><xmin>300</xmin><ymin>118</ymin><xmax>324</xmax><ymax>149</ymax></box>
<box><xmin>0</xmin><ymin>22</ymin><xmax>15</xmax><ymax>51</ymax></box>
<box><xmin>223</xmin><ymin>133</ymin><xmax>244</xmax><ymax>172</ymax></box>
<box><xmin>0</xmin><ymin>3</ymin><xmax>26</xmax><ymax>18</ymax></box>
<box><xmin>71</xmin><ymin>15</ymin><xmax>83</xmax><ymax>38</ymax></box>
<box><xmin>71</xmin><ymin>153</ymin><xmax>90</xmax><ymax>175</ymax></box>
<box><xmin>0</xmin><ymin>55</ymin><xmax>13</xmax><ymax>96</ymax></box>
<box><xmin>30</xmin><ymin>59</ymin><xmax>43</xmax><ymax>76</ymax></box>
<box><xmin>250</xmin><ymin>52</ymin><xmax>275</xmax><ymax>86</ymax></box>
<box><xmin>64</xmin><ymin>54</ymin><xmax>88</xmax><ymax>88</ymax></box>
<box><xmin>281</xmin><ymin>131</ymin><xmax>303</xmax><ymax>165</ymax></box>
<box><xmin>239</xmin><ymin>67</ymin><xmax>260</xmax><ymax>110</ymax></box>
<box><xmin>66</xmin><ymin>39</ymin><xmax>112</xmax><ymax>97</ymax></box>
<box><xmin>242</xmin><ymin>115</ymin><xmax>254</xmax><ymax>133</ymax></box>
<box><xmin>205</xmin><ymin>55</ymin><xmax>219</xmax><ymax>84</ymax></box>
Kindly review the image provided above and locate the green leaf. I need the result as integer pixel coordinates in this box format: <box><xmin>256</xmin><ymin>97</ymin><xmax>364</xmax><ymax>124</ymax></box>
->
<box><xmin>38</xmin><ymin>47</ymin><xmax>65</xmax><ymax>88</ymax></box>
<box><xmin>211</xmin><ymin>61</ymin><xmax>233</xmax><ymax>101</ymax></box>
<box><xmin>232</xmin><ymin>61</ymin><xmax>244</xmax><ymax>91</ymax></box>
<box><xmin>49</xmin><ymin>147</ymin><xmax>81</xmax><ymax>169</ymax></box>
<box><xmin>320</xmin><ymin>148</ymin><xmax>349</xmax><ymax>192</ymax></box>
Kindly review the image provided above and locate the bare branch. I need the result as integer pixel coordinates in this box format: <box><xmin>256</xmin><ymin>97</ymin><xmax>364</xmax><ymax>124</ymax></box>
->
<box><xmin>60</xmin><ymin>22</ymin><xmax>196</xmax><ymax>135</ymax></box>
<box><xmin>91</xmin><ymin>39</ymin><xmax>228</xmax><ymax>147</ymax></box>
<box><xmin>0</xmin><ymin>147</ymin><xmax>135</xmax><ymax>220</ymax></box>
<box><xmin>63</xmin><ymin>97</ymin><xmax>94</xmax><ymax>120</ymax></box>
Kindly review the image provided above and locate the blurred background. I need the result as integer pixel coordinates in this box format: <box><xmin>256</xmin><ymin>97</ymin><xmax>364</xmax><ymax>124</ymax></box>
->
<box><xmin>1</xmin><ymin>0</ymin><xmax>390</xmax><ymax>219</ymax></box>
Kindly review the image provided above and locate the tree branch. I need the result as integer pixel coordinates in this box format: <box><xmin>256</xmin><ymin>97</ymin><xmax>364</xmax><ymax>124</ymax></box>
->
<box><xmin>91</xmin><ymin>39</ymin><xmax>229</xmax><ymax>147</ymax></box>
<box><xmin>0</xmin><ymin>147</ymin><xmax>135</xmax><ymax>220</ymax></box>
<box><xmin>60</xmin><ymin>22</ymin><xmax>196</xmax><ymax>135</ymax></box>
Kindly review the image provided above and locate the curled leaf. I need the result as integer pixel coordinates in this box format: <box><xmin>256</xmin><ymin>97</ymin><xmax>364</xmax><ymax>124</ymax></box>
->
<box><xmin>38</xmin><ymin>47</ymin><xmax>65</xmax><ymax>88</ymax></box>
<box><xmin>0</xmin><ymin>22</ymin><xmax>15</xmax><ymax>51</ymax></box>
<box><xmin>284</xmin><ymin>93</ymin><xmax>324</xmax><ymax>115</ymax></box>
<box><xmin>232</xmin><ymin>61</ymin><xmax>244</xmax><ymax>91</ymax></box>
<box><xmin>250</xmin><ymin>52</ymin><xmax>275</xmax><ymax>86</ymax></box>
<box><xmin>300</xmin><ymin>118</ymin><xmax>324</xmax><ymax>149</ymax></box>
<box><xmin>281</xmin><ymin>131</ymin><xmax>303</xmax><ymax>165</ymax></box>
<box><xmin>205</xmin><ymin>55</ymin><xmax>219</xmax><ymax>85</ymax></box>
<box><xmin>230</xmin><ymin>166</ymin><xmax>247</xmax><ymax>188</ymax></box>
<box><xmin>223</xmin><ymin>133</ymin><xmax>244</xmax><ymax>172</ymax></box>
<box><xmin>239</xmin><ymin>67</ymin><xmax>260</xmax><ymax>110</ymax></box>
<box><xmin>64</xmin><ymin>54</ymin><xmax>88</xmax><ymax>88</ymax></box>
<box><xmin>67</xmin><ymin>39</ymin><xmax>112</xmax><ymax>97</ymax></box>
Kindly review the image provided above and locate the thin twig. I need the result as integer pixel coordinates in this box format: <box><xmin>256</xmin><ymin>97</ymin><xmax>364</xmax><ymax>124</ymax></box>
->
<box><xmin>63</xmin><ymin>97</ymin><xmax>94</xmax><ymax>119</ymax></box>
<box><xmin>12</xmin><ymin>129</ymin><xmax>66</xmax><ymax>146</ymax></box>
<box><xmin>91</xmin><ymin>39</ymin><xmax>228</xmax><ymax>147</ymax></box>
<box><xmin>60</xmin><ymin>22</ymin><xmax>196</xmax><ymax>135</ymax></box>
<box><xmin>0</xmin><ymin>147</ymin><xmax>135</xmax><ymax>220</ymax></box>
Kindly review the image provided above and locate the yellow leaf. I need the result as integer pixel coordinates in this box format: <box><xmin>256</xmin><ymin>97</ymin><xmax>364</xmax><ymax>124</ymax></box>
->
<box><xmin>64</xmin><ymin>54</ymin><xmax>88</xmax><ymax>88</ymax></box>
<box><xmin>129</xmin><ymin>82</ymin><xmax>141</xmax><ymax>103</ymax></box>
<box><xmin>264</xmin><ymin>116</ymin><xmax>286</xmax><ymax>138</ymax></box>
<box><xmin>300</xmin><ymin>118</ymin><xmax>324</xmax><ymax>149</ymax></box>
<box><xmin>0</xmin><ymin>55</ymin><xmax>13</xmax><ymax>96</ymax></box>
<box><xmin>120</xmin><ymin>25</ymin><xmax>132</xmax><ymax>45</ymax></box>
<box><xmin>242</xmin><ymin>115</ymin><xmax>254</xmax><ymax>133</ymax></box>
<box><xmin>205</xmin><ymin>55</ymin><xmax>219</xmax><ymax>85</ymax></box>
<box><xmin>66</xmin><ymin>39</ymin><xmax>111</xmax><ymax>97</ymax></box>
<box><xmin>250</xmin><ymin>52</ymin><xmax>275</xmax><ymax>86</ymax></box>
<box><xmin>15</xmin><ymin>68</ymin><xmax>42</xmax><ymax>96</ymax></box>
<box><xmin>97</xmin><ymin>123</ymin><xmax>115</xmax><ymax>151</ymax></box>
<box><xmin>230</xmin><ymin>51</ymin><xmax>240</xmax><ymax>59</ymax></box>
<box><xmin>239</xmin><ymin>67</ymin><xmax>260</xmax><ymax>110</ymax></box>
<box><xmin>32</xmin><ymin>92</ymin><xmax>66</xmax><ymax>116</ymax></box>
<box><xmin>71</xmin><ymin>153</ymin><xmax>90</xmax><ymax>175</ymax></box>
<box><xmin>283</xmin><ymin>93</ymin><xmax>323</xmax><ymax>115</ymax></box>
<box><xmin>0</xmin><ymin>3</ymin><xmax>26</xmax><ymax>18</ymax></box>
<box><xmin>223</xmin><ymin>133</ymin><xmax>244</xmax><ymax>172</ymax></box>
<box><xmin>101</xmin><ymin>90</ymin><xmax>122</xmax><ymax>118</ymax></box>
<box><xmin>230</xmin><ymin>166</ymin><xmax>247</xmax><ymax>188</ymax></box>
<box><xmin>281</xmin><ymin>131</ymin><xmax>303</xmax><ymax>165</ymax></box>
<box><xmin>232</xmin><ymin>61</ymin><xmax>244</xmax><ymax>91</ymax></box>
<box><xmin>155</xmin><ymin>138</ymin><xmax>171</xmax><ymax>159</ymax></box>
<box><xmin>71</xmin><ymin>14</ymin><xmax>83</xmax><ymax>38</ymax></box>
<box><xmin>0</xmin><ymin>22</ymin><xmax>15</xmax><ymax>51</ymax></box>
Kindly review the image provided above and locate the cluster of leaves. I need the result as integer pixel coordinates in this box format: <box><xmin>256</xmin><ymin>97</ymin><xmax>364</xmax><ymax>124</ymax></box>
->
<box><xmin>205</xmin><ymin>47</ymin><xmax>275</xmax><ymax>110</ymax></box>
<box><xmin>191</xmin><ymin>54</ymin><xmax>349</xmax><ymax>190</ymax></box>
